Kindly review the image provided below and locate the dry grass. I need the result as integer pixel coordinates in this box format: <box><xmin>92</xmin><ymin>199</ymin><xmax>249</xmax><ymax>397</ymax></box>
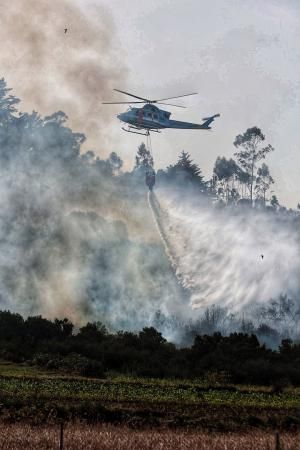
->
<box><xmin>0</xmin><ymin>423</ymin><xmax>299</xmax><ymax>450</ymax></box>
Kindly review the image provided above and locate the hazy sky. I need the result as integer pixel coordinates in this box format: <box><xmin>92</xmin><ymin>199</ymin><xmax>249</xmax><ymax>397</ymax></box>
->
<box><xmin>102</xmin><ymin>0</ymin><xmax>300</xmax><ymax>207</ymax></box>
<box><xmin>2</xmin><ymin>0</ymin><xmax>300</xmax><ymax>207</ymax></box>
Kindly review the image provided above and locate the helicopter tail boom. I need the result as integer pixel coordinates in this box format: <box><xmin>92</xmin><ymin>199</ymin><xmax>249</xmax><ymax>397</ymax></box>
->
<box><xmin>167</xmin><ymin>113</ymin><xmax>220</xmax><ymax>130</ymax></box>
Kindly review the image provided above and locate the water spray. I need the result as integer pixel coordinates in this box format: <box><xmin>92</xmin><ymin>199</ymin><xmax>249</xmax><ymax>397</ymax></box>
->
<box><xmin>145</xmin><ymin>138</ymin><xmax>187</xmax><ymax>293</ymax></box>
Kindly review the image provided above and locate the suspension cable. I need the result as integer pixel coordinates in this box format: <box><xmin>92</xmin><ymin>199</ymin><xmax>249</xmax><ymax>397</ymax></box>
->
<box><xmin>146</xmin><ymin>132</ymin><xmax>154</xmax><ymax>168</ymax></box>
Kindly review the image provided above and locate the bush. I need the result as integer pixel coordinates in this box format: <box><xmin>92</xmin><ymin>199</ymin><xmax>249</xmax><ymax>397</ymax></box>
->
<box><xmin>34</xmin><ymin>352</ymin><xmax>105</xmax><ymax>378</ymax></box>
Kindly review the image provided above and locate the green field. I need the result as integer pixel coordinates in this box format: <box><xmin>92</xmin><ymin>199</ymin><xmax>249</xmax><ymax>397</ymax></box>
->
<box><xmin>0</xmin><ymin>361</ymin><xmax>300</xmax><ymax>431</ymax></box>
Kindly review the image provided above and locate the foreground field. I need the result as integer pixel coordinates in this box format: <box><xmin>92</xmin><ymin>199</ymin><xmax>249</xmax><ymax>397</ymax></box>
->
<box><xmin>0</xmin><ymin>423</ymin><xmax>299</xmax><ymax>450</ymax></box>
<box><xmin>0</xmin><ymin>362</ymin><xmax>300</xmax><ymax>431</ymax></box>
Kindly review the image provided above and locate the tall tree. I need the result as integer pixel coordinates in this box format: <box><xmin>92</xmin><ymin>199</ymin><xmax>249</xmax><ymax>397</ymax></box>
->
<box><xmin>135</xmin><ymin>142</ymin><xmax>153</xmax><ymax>171</ymax></box>
<box><xmin>213</xmin><ymin>156</ymin><xmax>239</xmax><ymax>203</ymax></box>
<box><xmin>213</xmin><ymin>156</ymin><xmax>238</xmax><ymax>181</ymax></box>
<box><xmin>255</xmin><ymin>163</ymin><xmax>274</xmax><ymax>206</ymax></box>
<box><xmin>233</xmin><ymin>127</ymin><xmax>274</xmax><ymax>204</ymax></box>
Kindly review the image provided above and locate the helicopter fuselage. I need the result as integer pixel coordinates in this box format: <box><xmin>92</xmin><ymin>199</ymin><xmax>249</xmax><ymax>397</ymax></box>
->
<box><xmin>117</xmin><ymin>104</ymin><xmax>218</xmax><ymax>133</ymax></box>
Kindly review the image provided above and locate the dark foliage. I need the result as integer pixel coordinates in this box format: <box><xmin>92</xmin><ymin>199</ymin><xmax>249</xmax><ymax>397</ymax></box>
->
<box><xmin>157</xmin><ymin>151</ymin><xmax>207</xmax><ymax>192</ymax></box>
<box><xmin>1</xmin><ymin>310</ymin><xmax>300</xmax><ymax>385</ymax></box>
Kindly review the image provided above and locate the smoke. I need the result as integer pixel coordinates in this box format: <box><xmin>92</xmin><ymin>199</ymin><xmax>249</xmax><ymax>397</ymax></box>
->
<box><xmin>155</xmin><ymin>188</ymin><xmax>300</xmax><ymax>316</ymax></box>
<box><xmin>0</xmin><ymin>170</ymin><xmax>187</xmax><ymax>328</ymax></box>
<box><xmin>0</xmin><ymin>0</ymin><xmax>125</xmax><ymax>151</ymax></box>
<box><xmin>0</xmin><ymin>1</ymin><xmax>186</xmax><ymax>330</ymax></box>
<box><xmin>0</xmin><ymin>76</ymin><xmax>190</xmax><ymax>329</ymax></box>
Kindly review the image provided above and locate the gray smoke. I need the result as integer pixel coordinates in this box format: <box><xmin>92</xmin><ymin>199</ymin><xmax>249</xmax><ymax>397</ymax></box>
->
<box><xmin>0</xmin><ymin>83</ymin><xmax>189</xmax><ymax>329</ymax></box>
<box><xmin>0</xmin><ymin>0</ymin><xmax>125</xmax><ymax>151</ymax></box>
<box><xmin>0</xmin><ymin>0</ymin><xmax>190</xmax><ymax>329</ymax></box>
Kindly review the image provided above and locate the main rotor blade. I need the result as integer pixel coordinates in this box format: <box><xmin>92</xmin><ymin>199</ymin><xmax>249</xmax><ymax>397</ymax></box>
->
<box><xmin>154</xmin><ymin>92</ymin><xmax>198</xmax><ymax>102</ymax></box>
<box><xmin>157</xmin><ymin>102</ymin><xmax>186</xmax><ymax>108</ymax></box>
<box><xmin>113</xmin><ymin>89</ymin><xmax>150</xmax><ymax>102</ymax></box>
<box><xmin>102</xmin><ymin>101</ymin><xmax>146</xmax><ymax>104</ymax></box>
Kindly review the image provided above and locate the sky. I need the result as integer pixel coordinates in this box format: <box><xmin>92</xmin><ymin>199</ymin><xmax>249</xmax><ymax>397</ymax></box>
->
<box><xmin>1</xmin><ymin>0</ymin><xmax>300</xmax><ymax>207</ymax></box>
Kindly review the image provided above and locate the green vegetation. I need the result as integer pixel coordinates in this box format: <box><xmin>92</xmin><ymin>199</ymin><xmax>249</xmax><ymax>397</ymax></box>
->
<box><xmin>0</xmin><ymin>362</ymin><xmax>300</xmax><ymax>430</ymax></box>
<box><xmin>1</xmin><ymin>373</ymin><xmax>300</xmax><ymax>408</ymax></box>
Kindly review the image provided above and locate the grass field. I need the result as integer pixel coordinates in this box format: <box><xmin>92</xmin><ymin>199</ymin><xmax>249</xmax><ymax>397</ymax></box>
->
<box><xmin>1</xmin><ymin>374</ymin><xmax>300</xmax><ymax>408</ymax></box>
<box><xmin>0</xmin><ymin>361</ymin><xmax>300</xmax><ymax>432</ymax></box>
<box><xmin>0</xmin><ymin>423</ymin><xmax>299</xmax><ymax>449</ymax></box>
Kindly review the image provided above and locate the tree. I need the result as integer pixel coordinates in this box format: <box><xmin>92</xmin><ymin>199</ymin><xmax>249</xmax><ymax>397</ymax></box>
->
<box><xmin>235</xmin><ymin>168</ymin><xmax>251</xmax><ymax>199</ymax></box>
<box><xmin>135</xmin><ymin>142</ymin><xmax>153</xmax><ymax>170</ymax></box>
<box><xmin>0</xmin><ymin>310</ymin><xmax>24</xmax><ymax>340</ymax></box>
<box><xmin>54</xmin><ymin>318</ymin><xmax>74</xmax><ymax>338</ymax></box>
<box><xmin>213</xmin><ymin>156</ymin><xmax>238</xmax><ymax>181</ymax></box>
<box><xmin>270</xmin><ymin>194</ymin><xmax>279</xmax><ymax>209</ymax></box>
<box><xmin>234</xmin><ymin>127</ymin><xmax>274</xmax><ymax>204</ymax></box>
<box><xmin>25</xmin><ymin>316</ymin><xmax>60</xmax><ymax>342</ymax></box>
<box><xmin>259</xmin><ymin>295</ymin><xmax>299</xmax><ymax>331</ymax></box>
<box><xmin>44</xmin><ymin>110</ymin><xmax>68</xmax><ymax>126</ymax></box>
<box><xmin>108</xmin><ymin>152</ymin><xmax>123</xmax><ymax>174</ymax></box>
<box><xmin>166</xmin><ymin>151</ymin><xmax>206</xmax><ymax>190</ymax></box>
<box><xmin>213</xmin><ymin>156</ymin><xmax>239</xmax><ymax>203</ymax></box>
<box><xmin>0</xmin><ymin>77</ymin><xmax>20</xmax><ymax>120</ymax></box>
<box><xmin>255</xmin><ymin>163</ymin><xmax>274</xmax><ymax>206</ymax></box>
<box><xmin>77</xmin><ymin>322</ymin><xmax>107</xmax><ymax>341</ymax></box>
<box><xmin>138</xmin><ymin>327</ymin><xmax>166</xmax><ymax>350</ymax></box>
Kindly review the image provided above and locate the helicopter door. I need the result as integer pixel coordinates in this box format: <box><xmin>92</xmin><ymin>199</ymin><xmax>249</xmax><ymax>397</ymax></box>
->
<box><xmin>137</xmin><ymin>109</ymin><xmax>143</xmax><ymax>126</ymax></box>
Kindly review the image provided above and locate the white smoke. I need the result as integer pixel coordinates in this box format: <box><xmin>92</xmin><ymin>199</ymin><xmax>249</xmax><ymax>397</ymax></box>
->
<box><xmin>154</xmin><ymin>188</ymin><xmax>300</xmax><ymax>315</ymax></box>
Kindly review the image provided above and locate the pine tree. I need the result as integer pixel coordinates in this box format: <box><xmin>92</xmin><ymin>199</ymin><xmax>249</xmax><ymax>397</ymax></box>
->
<box><xmin>167</xmin><ymin>151</ymin><xmax>205</xmax><ymax>189</ymax></box>
<box><xmin>0</xmin><ymin>78</ymin><xmax>20</xmax><ymax>120</ymax></box>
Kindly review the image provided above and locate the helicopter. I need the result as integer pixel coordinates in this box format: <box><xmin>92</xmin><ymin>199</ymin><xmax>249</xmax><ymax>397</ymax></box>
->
<box><xmin>103</xmin><ymin>89</ymin><xmax>220</xmax><ymax>136</ymax></box>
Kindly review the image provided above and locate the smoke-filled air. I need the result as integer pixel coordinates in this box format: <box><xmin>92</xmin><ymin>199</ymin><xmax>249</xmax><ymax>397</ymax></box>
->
<box><xmin>0</xmin><ymin>73</ymin><xmax>190</xmax><ymax>331</ymax></box>
<box><xmin>0</xmin><ymin>0</ymin><xmax>125</xmax><ymax>150</ymax></box>
<box><xmin>0</xmin><ymin>0</ymin><xmax>300</xmax><ymax>347</ymax></box>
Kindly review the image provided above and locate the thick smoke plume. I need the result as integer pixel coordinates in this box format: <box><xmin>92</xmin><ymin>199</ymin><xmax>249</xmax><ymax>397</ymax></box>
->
<box><xmin>155</xmin><ymin>188</ymin><xmax>300</xmax><ymax>316</ymax></box>
<box><xmin>0</xmin><ymin>75</ymin><xmax>188</xmax><ymax>329</ymax></box>
<box><xmin>0</xmin><ymin>0</ymin><xmax>125</xmax><ymax>150</ymax></box>
<box><xmin>0</xmin><ymin>165</ymin><xmax>186</xmax><ymax>329</ymax></box>
<box><xmin>0</xmin><ymin>1</ymin><xmax>187</xmax><ymax>330</ymax></box>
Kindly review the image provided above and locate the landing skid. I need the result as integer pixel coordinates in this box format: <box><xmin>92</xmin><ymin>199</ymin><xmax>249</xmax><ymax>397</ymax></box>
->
<box><xmin>122</xmin><ymin>125</ymin><xmax>161</xmax><ymax>136</ymax></box>
<box><xmin>122</xmin><ymin>127</ymin><xmax>150</xmax><ymax>136</ymax></box>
